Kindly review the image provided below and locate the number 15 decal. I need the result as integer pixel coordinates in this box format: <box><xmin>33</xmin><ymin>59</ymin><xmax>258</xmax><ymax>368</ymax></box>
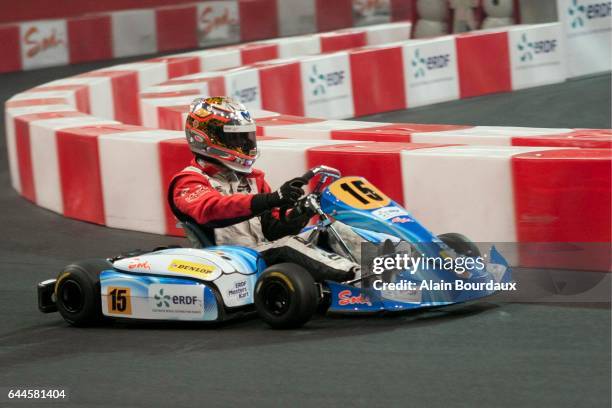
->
<box><xmin>329</xmin><ymin>177</ymin><xmax>391</xmax><ymax>210</ymax></box>
<box><xmin>107</xmin><ymin>287</ymin><xmax>132</xmax><ymax>315</ymax></box>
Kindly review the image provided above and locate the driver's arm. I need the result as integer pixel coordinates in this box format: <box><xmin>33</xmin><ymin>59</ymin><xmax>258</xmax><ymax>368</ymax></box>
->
<box><xmin>257</xmin><ymin>179</ymin><xmax>311</xmax><ymax>241</ymax></box>
<box><xmin>172</xmin><ymin>173</ymin><xmax>305</xmax><ymax>229</ymax></box>
<box><xmin>173</xmin><ymin>175</ymin><xmax>256</xmax><ymax>228</ymax></box>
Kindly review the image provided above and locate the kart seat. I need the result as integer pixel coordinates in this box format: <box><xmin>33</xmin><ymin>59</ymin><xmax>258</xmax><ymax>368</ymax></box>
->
<box><xmin>168</xmin><ymin>176</ymin><xmax>216</xmax><ymax>248</ymax></box>
<box><xmin>179</xmin><ymin>220</ymin><xmax>216</xmax><ymax>249</ymax></box>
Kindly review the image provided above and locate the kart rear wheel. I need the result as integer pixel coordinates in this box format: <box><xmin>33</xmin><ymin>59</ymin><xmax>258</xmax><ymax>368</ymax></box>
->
<box><xmin>438</xmin><ymin>233</ymin><xmax>481</xmax><ymax>258</ymax></box>
<box><xmin>254</xmin><ymin>263</ymin><xmax>319</xmax><ymax>329</ymax></box>
<box><xmin>55</xmin><ymin>259</ymin><xmax>112</xmax><ymax>326</ymax></box>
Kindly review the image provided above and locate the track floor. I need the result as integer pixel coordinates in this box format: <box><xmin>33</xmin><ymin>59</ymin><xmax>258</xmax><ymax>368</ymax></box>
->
<box><xmin>1</xmin><ymin>61</ymin><xmax>610</xmax><ymax>407</ymax></box>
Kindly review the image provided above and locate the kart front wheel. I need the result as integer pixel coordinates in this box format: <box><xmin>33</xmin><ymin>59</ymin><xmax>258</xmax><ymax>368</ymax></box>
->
<box><xmin>438</xmin><ymin>233</ymin><xmax>481</xmax><ymax>258</ymax></box>
<box><xmin>254</xmin><ymin>263</ymin><xmax>319</xmax><ymax>329</ymax></box>
<box><xmin>55</xmin><ymin>259</ymin><xmax>112</xmax><ymax>326</ymax></box>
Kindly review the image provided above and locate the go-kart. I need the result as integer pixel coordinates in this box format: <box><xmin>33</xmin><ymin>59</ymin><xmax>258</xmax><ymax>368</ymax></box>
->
<box><xmin>37</xmin><ymin>166</ymin><xmax>511</xmax><ymax>329</ymax></box>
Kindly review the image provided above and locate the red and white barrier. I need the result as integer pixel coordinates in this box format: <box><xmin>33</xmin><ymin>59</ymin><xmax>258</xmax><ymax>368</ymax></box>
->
<box><xmin>0</xmin><ymin>1</ymin><xmax>414</xmax><ymax>74</ymax></box>
<box><xmin>401</xmin><ymin>145</ymin><xmax>560</xmax><ymax>242</ymax></box>
<box><xmin>145</xmin><ymin>23</ymin><xmax>567</xmax><ymax>129</ymax></box>
<box><xmin>4</xmin><ymin>21</ymin><xmax>611</xmax><ymax>270</ymax></box>
<box><xmin>11</xmin><ymin>22</ymin><xmax>410</xmax><ymax>128</ymax></box>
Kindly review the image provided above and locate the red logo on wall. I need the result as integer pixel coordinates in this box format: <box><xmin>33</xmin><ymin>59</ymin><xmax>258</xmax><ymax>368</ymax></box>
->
<box><xmin>199</xmin><ymin>6</ymin><xmax>237</xmax><ymax>36</ymax></box>
<box><xmin>24</xmin><ymin>26</ymin><xmax>65</xmax><ymax>59</ymax></box>
<box><xmin>354</xmin><ymin>0</ymin><xmax>387</xmax><ymax>14</ymax></box>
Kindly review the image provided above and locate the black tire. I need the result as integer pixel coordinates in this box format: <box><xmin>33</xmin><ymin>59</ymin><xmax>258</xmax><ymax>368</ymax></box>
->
<box><xmin>55</xmin><ymin>259</ymin><xmax>112</xmax><ymax>326</ymax></box>
<box><xmin>438</xmin><ymin>233</ymin><xmax>481</xmax><ymax>258</ymax></box>
<box><xmin>254</xmin><ymin>263</ymin><xmax>319</xmax><ymax>329</ymax></box>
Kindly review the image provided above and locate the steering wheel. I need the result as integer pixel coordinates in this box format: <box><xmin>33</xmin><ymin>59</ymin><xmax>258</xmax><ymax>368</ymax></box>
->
<box><xmin>277</xmin><ymin>166</ymin><xmax>341</xmax><ymax>223</ymax></box>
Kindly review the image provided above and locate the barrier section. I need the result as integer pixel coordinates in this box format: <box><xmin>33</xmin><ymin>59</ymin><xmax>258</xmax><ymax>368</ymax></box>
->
<box><xmin>259</xmin><ymin>60</ymin><xmax>304</xmax><ymax>116</ymax></box>
<box><xmin>68</xmin><ymin>15</ymin><xmax>114</xmax><ymax>64</ymax></box>
<box><xmin>513</xmin><ymin>148</ymin><xmax>612</xmax><ymax>270</ymax></box>
<box><xmin>507</xmin><ymin>23</ymin><xmax>567</xmax><ymax>90</ymax></box>
<box><xmin>511</xmin><ymin>129</ymin><xmax>612</xmax><ymax>148</ymax></box>
<box><xmin>277</xmin><ymin>0</ymin><xmax>317</xmax><ymax>37</ymax></box>
<box><xmin>5</xmin><ymin>102</ymin><xmax>76</xmax><ymax>193</ymax></box>
<box><xmin>56</xmin><ymin>124</ymin><xmax>147</xmax><ymax>224</ymax></box>
<box><xmin>350</xmin><ymin>45</ymin><xmax>406</xmax><ymax>116</ymax></box>
<box><xmin>15</xmin><ymin>113</ymin><xmax>118</xmax><ymax>211</ymax></box>
<box><xmin>512</xmin><ymin>148</ymin><xmax>612</xmax><ymax>243</ymax></box>
<box><xmin>316</xmin><ymin>0</ymin><xmax>354</xmax><ymax>31</ymax></box>
<box><xmin>402</xmin><ymin>145</ymin><xmax>533</xmax><ymax>243</ymax></box>
<box><xmin>456</xmin><ymin>30</ymin><xmax>512</xmax><ymax>98</ymax></box>
<box><xmin>300</xmin><ymin>52</ymin><xmax>355</xmax><ymax>119</ymax></box>
<box><xmin>331</xmin><ymin>123</ymin><xmax>472</xmax><ymax>142</ymax></box>
<box><xmin>330</xmin><ymin>124</ymin><xmax>612</xmax><ymax>148</ymax></box>
<box><xmin>144</xmin><ymin>23</ymin><xmax>568</xmax><ymax>129</ymax></box>
<box><xmin>401</xmin><ymin>36</ymin><xmax>460</xmax><ymax>107</ymax></box>
<box><xmin>556</xmin><ymin>0</ymin><xmax>612</xmax><ymax>77</ymax></box>
<box><xmin>307</xmin><ymin>142</ymin><xmax>454</xmax><ymax>205</ymax></box>
<box><xmin>255</xmin><ymin>138</ymin><xmax>351</xmax><ymax>192</ymax></box>
<box><xmin>408</xmin><ymin>126</ymin><xmax>575</xmax><ymax>145</ymax></box>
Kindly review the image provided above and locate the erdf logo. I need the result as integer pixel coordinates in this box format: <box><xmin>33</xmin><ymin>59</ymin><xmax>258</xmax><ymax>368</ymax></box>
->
<box><xmin>154</xmin><ymin>287</ymin><xmax>199</xmax><ymax>308</ymax></box>
<box><xmin>568</xmin><ymin>0</ymin><xmax>612</xmax><ymax>28</ymax></box>
<box><xmin>411</xmin><ymin>49</ymin><xmax>450</xmax><ymax>78</ymax></box>
<box><xmin>309</xmin><ymin>65</ymin><xmax>345</xmax><ymax>96</ymax></box>
<box><xmin>517</xmin><ymin>33</ymin><xmax>557</xmax><ymax>62</ymax></box>
<box><xmin>172</xmin><ymin>295</ymin><xmax>199</xmax><ymax>305</ymax></box>
<box><xmin>233</xmin><ymin>86</ymin><xmax>258</xmax><ymax>104</ymax></box>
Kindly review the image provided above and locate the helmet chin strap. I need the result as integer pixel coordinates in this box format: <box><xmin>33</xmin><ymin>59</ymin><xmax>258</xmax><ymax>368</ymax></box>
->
<box><xmin>196</xmin><ymin>154</ymin><xmax>224</xmax><ymax>170</ymax></box>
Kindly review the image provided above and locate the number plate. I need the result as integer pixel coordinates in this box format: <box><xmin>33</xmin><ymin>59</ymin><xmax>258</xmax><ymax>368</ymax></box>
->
<box><xmin>107</xmin><ymin>286</ymin><xmax>132</xmax><ymax>315</ymax></box>
<box><xmin>328</xmin><ymin>176</ymin><xmax>391</xmax><ymax>210</ymax></box>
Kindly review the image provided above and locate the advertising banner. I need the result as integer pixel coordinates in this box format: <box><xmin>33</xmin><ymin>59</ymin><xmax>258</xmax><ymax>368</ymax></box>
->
<box><xmin>20</xmin><ymin>20</ymin><xmax>69</xmax><ymax>70</ymax></box>
<box><xmin>402</xmin><ymin>37</ymin><xmax>460</xmax><ymax>107</ymax></box>
<box><xmin>353</xmin><ymin>0</ymin><xmax>392</xmax><ymax>26</ymax></box>
<box><xmin>300</xmin><ymin>53</ymin><xmax>355</xmax><ymax>119</ymax></box>
<box><xmin>111</xmin><ymin>10</ymin><xmax>157</xmax><ymax>58</ymax></box>
<box><xmin>225</xmin><ymin>67</ymin><xmax>262</xmax><ymax>110</ymax></box>
<box><xmin>556</xmin><ymin>0</ymin><xmax>611</xmax><ymax>76</ymax></box>
<box><xmin>508</xmin><ymin>23</ymin><xmax>567</xmax><ymax>90</ymax></box>
<box><xmin>196</xmin><ymin>1</ymin><xmax>240</xmax><ymax>47</ymax></box>
<box><xmin>277</xmin><ymin>0</ymin><xmax>316</xmax><ymax>36</ymax></box>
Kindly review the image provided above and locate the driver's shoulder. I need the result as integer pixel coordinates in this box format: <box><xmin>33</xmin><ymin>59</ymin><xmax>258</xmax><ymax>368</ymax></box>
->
<box><xmin>171</xmin><ymin>166</ymin><xmax>212</xmax><ymax>189</ymax></box>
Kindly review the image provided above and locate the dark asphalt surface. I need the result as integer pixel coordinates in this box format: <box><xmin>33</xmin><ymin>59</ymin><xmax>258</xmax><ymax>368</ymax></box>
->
<box><xmin>0</xmin><ymin>57</ymin><xmax>610</xmax><ymax>408</ymax></box>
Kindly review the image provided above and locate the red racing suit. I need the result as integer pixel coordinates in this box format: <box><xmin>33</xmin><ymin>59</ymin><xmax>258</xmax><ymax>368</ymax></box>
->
<box><xmin>169</xmin><ymin>158</ymin><xmax>305</xmax><ymax>247</ymax></box>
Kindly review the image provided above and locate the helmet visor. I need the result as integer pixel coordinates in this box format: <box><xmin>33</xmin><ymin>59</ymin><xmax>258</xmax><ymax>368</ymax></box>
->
<box><xmin>216</xmin><ymin>124</ymin><xmax>257</xmax><ymax>157</ymax></box>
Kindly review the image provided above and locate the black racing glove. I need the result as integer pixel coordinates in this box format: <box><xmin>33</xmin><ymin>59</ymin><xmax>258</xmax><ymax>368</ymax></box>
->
<box><xmin>251</xmin><ymin>177</ymin><xmax>307</xmax><ymax>214</ymax></box>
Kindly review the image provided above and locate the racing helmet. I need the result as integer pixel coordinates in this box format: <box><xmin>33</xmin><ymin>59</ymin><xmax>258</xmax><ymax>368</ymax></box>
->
<box><xmin>185</xmin><ymin>96</ymin><xmax>258</xmax><ymax>173</ymax></box>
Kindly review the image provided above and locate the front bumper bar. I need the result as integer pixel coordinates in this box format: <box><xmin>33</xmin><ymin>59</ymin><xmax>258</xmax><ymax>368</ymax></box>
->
<box><xmin>37</xmin><ymin>279</ymin><xmax>57</xmax><ymax>313</ymax></box>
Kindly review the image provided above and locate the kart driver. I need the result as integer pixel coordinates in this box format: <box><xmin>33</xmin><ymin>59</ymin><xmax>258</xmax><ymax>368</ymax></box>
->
<box><xmin>168</xmin><ymin>96</ymin><xmax>359</xmax><ymax>282</ymax></box>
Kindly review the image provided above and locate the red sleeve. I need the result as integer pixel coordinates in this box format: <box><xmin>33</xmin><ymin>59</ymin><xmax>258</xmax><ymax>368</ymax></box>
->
<box><xmin>172</xmin><ymin>173</ymin><xmax>254</xmax><ymax>225</ymax></box>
